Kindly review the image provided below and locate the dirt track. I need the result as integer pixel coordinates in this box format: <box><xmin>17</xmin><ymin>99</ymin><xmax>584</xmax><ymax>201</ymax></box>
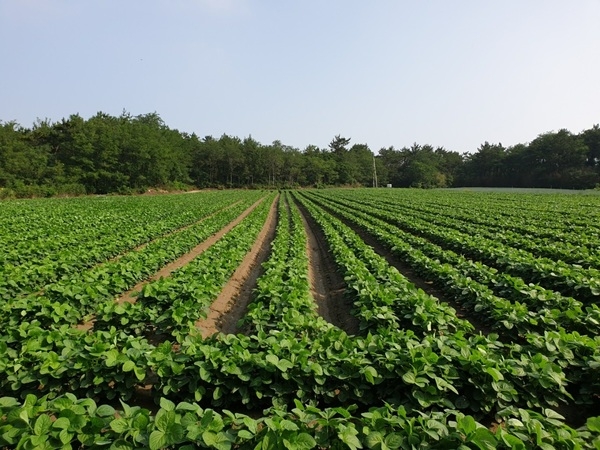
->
<box><xmin>295</xmin><ymin>199</ymin><xmax>360</xmax><ymax>335</ymax></box>
<box><xmin>195</xmin><ymin>195</ymin><xmax>279</xmax><ymax>338</ymax></box>
<box><xmin>115</xmin><ymin>198</ymin><xmax>266</xmax><ymax>305</ymax></box>
<box><xmin>75</xmin><ymin>198</ymin><xmax>265</xmax><ymax>331</ymax></box>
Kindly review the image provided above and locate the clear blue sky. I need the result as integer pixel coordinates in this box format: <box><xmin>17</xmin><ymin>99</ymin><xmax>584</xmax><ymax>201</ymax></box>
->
<box><xmin>1</xmin><ymin>1</ymin><xmax>599</xmax><ymax>154</ymax></box>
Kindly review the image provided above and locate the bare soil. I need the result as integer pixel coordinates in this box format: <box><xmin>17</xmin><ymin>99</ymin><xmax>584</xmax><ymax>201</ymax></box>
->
<box><xmin>195</xmin><ymin>195</ymin><xmax>279</xmax><ymax>338</ymax></box>
<box><xmin>294</xmin><ymin>199</ymin><xmax>360</xmax><ymax>335</ymax></box>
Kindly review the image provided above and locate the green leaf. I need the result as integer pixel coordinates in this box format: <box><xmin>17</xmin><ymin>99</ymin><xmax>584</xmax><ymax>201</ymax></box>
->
<box><xmin>363</xmin><ymin>366</ymin><xmax>378</xmax><ymax>385</ymax></box>
<box><xmin>237</xmin><ymin>430</ymin><xmax>254</xmax><ymax>440</ymax></box>
<box><xmin>587</xmin><ymin>416</ymin><xmax>600</xmax><ymax>432</ymax></box>
<box><xmin>123</xmin><ymin>360</ymin><xmax>135</xmax><ymax>372</ymax></box>
<box><xmin>283</xmin><ymin>432</ymin><xmax>317</xmax><ymax>450</ymax></box>
<box><xmin>155</xmin><ymin>410</ymin><xmax>175</xmax><ymax>432</ymax></box>
<box><xmin>457</xmin><ymin>415</ymin><xmax>477</xmax><ymax>435</ymax></box>
<box><xmin>96</xmin><ymin>404</ymin><xmax>116</xmax><ymax>417</ymax></box>
<box><xmin>277</xmin><ymin>358</ymin><xmax>294</xmax><ymax>372</ymax></box>
<box><xmin>107</xmin><ymin>438</ymin><xmax>134</xmax><ymax>450</ymax></box>
<box><xmin>159</xmin><ymin>397</ymin><xmax>176</xmax><ymax>412</ymax></box>
<box><xmin>242</xmin><ymin>416</ymin><xmax>258</xmax><ymax>434</ymax></box>
<box><xmin>402</xmin><ymin>372</ymin><xmax>416</xmax><ymax>384</ymax></box>
<box><xmin>134</xmin><ymin>365</ymin><xmax>146</xmax><ymax>381</ymax></box>
<box><xmin>202</xmin><ymin>431</ymin><xmax>232</xmax><ymax>450</ymax></box>
<box><xmin>265</xmin><ymin>354</ymin><xmax>279</xmax><ymax>366</ymax></box>
<box><xmin>338</xmin><ymin>424</ymin><xmax>363</xmax><ymax>449</ymax></box>
<box><xmin>0</xmin><ymin>397</ymin><xmax>19</xmax><ymax>408</ymax></box>
<box><xmin>485</xmin><ymin>367</ymin><xmax>504</xmax><ymax>382</ymax></box>
<box><xmin>105</xmin><ymin>349</ymin><xmax>120</xmax><ymax>367</ymax></box>
<box><xmin>280</xmin><ymin>419</ymin><xmax>299</xmax><ymax>431</ymax></box>
<box><xmin>384</xmin><ymin>433</ymin><xmax>404</xmax><ymax>449</ymax></box>
<box><xmin>110</xmin><ymin>418</ymin><xmax>129</xmax><ymax>434</ymax></box>
<box><xmin>149</xmin><ymin>430</ymin><xmax>168</xmax><ymax>450</ymax></box>
<box><xmin>366</xmin><ymin>431</ymin><xmax>388</xmax><ymax>449</ymax></box>
<box><xmin>34</xmin><ymin>414</ymin><xmax>52</xmax><ymax>436</ymax></box>
<box><xmin>53</xmin><ymin>417</ymin><xmax>70</xmax><ymax>430</ymax></box>
<box><xmin>59</xmin><ymin>428</ymin><xmax>73</xmax><ymax>445</ymax></box>
<box><xmin>310</xmin><ymin>363</ymin><xmax>323</xmax><ymax>376</ymax></box>
<box><xmin>19</xmin><ymin>408</ymin><xmax>29</xmax><ymax>424</ymax></box>
<box><xmin>469</xmin><ymin>428</ymin><xmax>497</xmax><ymax>450</ymax></box>
<box><xmin>499</xmin><ymin>430</ymin><xmax>526</xmax><ymax>450</ymax></box>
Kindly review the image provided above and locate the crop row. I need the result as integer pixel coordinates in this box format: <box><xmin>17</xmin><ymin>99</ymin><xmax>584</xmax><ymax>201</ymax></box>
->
<box><xmin>366</xmin><ymin>194</ymin><xmax>600</xmax><ymax>268</ymax></box>
<box><xmin>306</xmin><ymin>191</ymin><xmax>600</xmax><ymax>338</ymax></box>
<box><xmin>302</xmin><ymin>192</ymin><xmax>600</xmax><ymax>400</ymax></box>
<box><xmin>0</xmin><ymin>195</ymin><xmax>262</xmax><ymax>330</ymax></box>
<box><xmin>364</xmin><ymin>190</ymin><xmax>600</xmax><ymax>252</ymax></box>
<box><xmin>1</xmin><ymin>394</ymin><xmax>599</xmax><ymax>450</ymax></box>
<box><xmin>94</xmin><ymin>192</ymin><xmax>276</xmax><ymax>340</ymax></box>
<box><xmin>0</xmin><ymin>194</ymin><xmax>275</xmax><ymax>402</ymax></box>
<box><xmin>315</xmin><ymin>191</ymin><xmax>600</xmax><ymax>304</ymax></box>
<box><xmin>0</xmin><ymin>191</ymin><xmax>262</xmax><ymax>300</ymax></box>
<box><xmin>2</xmin><ymin>189</ymin><xmax>600</xmax><ymax>448</ymax></box>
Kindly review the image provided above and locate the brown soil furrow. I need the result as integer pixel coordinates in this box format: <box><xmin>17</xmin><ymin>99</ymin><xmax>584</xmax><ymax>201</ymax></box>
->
<box><xmin>37</xmin><ymin>202</ymin><xmax>244</xmax><ymax>305</ymax></box>
<box><xmin>320</xmin><ymin>203</ymin><xmax>493</xmax><ymax>335</ymax></box>
<box><xmin>75</xmin><ymin>198</ymin><xmax>266</xmax><ymax>332</ymax></box>
<box><xmin>115</xmin><ymin>197</ymin><xmax>266</xmax><ymax>305</ymax></box>
<box><xmin>294</xmin><ymin>199</ymin><xmax>360</xmax><ymax>335</ymax></box>
<box><xmin>196</xmin><ymin>195</ymin><xmax>279</xmax><ymax>338</ymax></box>
<box><xmin>106</xmin><ymin>200</ymin><xmax>243</xmax><ymax>265</ymax></box>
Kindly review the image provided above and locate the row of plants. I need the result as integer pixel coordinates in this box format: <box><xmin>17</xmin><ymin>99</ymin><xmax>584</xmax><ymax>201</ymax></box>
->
<box><xmin>1</xmin><ymin>394</ymin><xmax>599</xmax><ymax>450</ymax></box>
<box><xmin>364</xmin><ymin>193</ymin><xmax>600</xmax><ymax>268</ymax></box>
<box><xmin>241</xmin><ymin>192</ymin><xmax>321</xmax><ymax>334</ymax></box>
<box><xmin>318</xmin><ymin>191</ymin><xmax>600</xmax><ymax>303</ymax></box>
<box><xmin>93</xmin><ymin>192</ymin><xmax>276</xmax><ymax>340</ymax></box>
<box><xmin>0</xmin><ymin>195</ymin><xmax>263</xmax><ymax>330</ymax></box>
<box><xmin>301</xmin><ymin>191</ymin><xmax>600</xmax><ymax>408</ymax></box>
<box><xmin>0</xmin><ymin>192</ymin><xmax>260</xmax><ymax>300</ymax></box>
<box><xmin>0</xmin><ymin>192</ymin><xmax>246</xmax><ymax>262</ymax></box>
<box><xmin>292</xmin><ymin>193</ymin><xmax>579</xmax><ymax>414</ymax></box>
<box><xmin>307</xmin><ymin>191</ymin><xmax>600</xmax><ymax>338</ymax></box>
<box><xmin>366</xmin><ymin>190</ymin><xmax>600</xmax><ymax>252</ymax></box>
<box><xmin>0</xmin><ymin>195</ymin><xmax>276</xmax><ymax>402</ymax></box>
<box><xmin>2</xmin><ymin>189</ymin><xmax>600</xmax><ymax>447</ymax></box>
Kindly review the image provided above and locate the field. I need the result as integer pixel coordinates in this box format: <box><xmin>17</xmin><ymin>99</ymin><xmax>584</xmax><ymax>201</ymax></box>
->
<box><xmin>1</xmin><ymin>188</ymin><xmax>600</xmax><ymax>449</ymax></box>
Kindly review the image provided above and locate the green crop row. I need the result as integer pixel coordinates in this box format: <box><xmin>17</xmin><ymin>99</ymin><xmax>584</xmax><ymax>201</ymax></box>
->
<box><xmin>0</xmin><ymin>192</ymin><xmax>258</xmax><ymax>300</ymax></box>
<box><xmin>0</xmin><ymin>196</ymin><xmax>261</xmax><ymax>330</ymax></box>
<box><xmin>2</xmin><ymin>394</ymin><xmax>599</xmax><ymax>450</ymax></box>
<box><xmin>317</xmin><ymin>191</ymin><xmax>600</xmax><ymax>304</ymax></box>
<box><xmin>359</xmin><ymin>191</ymin><xmax>600</xmax><ymax>261</ymax></box>
<box><xmin>302</xmin><ymin>191</ymin><xmax>600</xmax><ymax>407</ymax></box>
<box><xmin>307</xmin><ymin>191</ymin><xmax>600</xmax><ymax>338</ymax></box>
<box><xmin>94</xmin><ymin>193</ymin><xmax>276</xmax><ymax>340</ymax></box>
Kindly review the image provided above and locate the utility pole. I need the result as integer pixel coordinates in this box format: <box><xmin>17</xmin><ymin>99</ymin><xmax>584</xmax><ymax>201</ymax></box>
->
<box><xmin>372</xmin><ymin>154</ymin><xmax>378</xmax><ymax>188</ymax></box>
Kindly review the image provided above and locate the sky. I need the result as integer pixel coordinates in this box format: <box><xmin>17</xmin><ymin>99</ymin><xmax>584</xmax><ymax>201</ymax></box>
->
<box><xmin>1</xmin><ymin>1</ymin><xmax>599</xmax><ymax>154</ymax></box>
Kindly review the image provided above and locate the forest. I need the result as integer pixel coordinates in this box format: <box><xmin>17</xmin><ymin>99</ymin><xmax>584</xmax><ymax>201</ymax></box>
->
<box><xmin>0</xmin><ymin>111</ymin><xmax>599</xmax><ymax>197</ymax></box>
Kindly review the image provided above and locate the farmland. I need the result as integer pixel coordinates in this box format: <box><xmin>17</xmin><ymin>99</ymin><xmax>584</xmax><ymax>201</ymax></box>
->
<box><xmin>1</xmin><ymin>189</ymin><xmax>600</xmax><ymax>449</ymax></box>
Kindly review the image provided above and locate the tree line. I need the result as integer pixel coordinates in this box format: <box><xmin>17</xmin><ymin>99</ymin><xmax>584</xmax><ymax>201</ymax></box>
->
<box><xmin>0</xmin><ymin>111</ymin><xmax>599</xmax><ymax>197</ymax></box>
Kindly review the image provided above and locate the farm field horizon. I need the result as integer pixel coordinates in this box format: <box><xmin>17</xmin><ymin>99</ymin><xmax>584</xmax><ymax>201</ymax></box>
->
<box><xmin>1</xmin><ymin>188</ymin><xmax>600</xmax><ymax>449</ymax></box>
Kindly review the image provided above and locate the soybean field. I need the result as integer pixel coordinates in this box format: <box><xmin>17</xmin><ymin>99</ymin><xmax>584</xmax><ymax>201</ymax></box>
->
<box><xmin>1</xmin><ymin>189</ymin><xmax>600</xmax><ymax>449</ymax></box>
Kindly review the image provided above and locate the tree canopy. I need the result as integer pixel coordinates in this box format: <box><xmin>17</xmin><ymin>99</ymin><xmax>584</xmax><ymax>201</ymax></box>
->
<box><xmin>0</xmin><ymin>111</ymin><xmax>598</xmax><ymax>197</ymax></box>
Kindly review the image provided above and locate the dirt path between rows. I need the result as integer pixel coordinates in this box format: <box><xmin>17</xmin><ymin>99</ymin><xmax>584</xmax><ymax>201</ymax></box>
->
<box><xmin>115</xmin><ymin>198</ymin><xmax>266</xmax><ymax>305</ymax></box>
<box><xmin>315</xmin><ymin>201</ymin><xmax>492</xmax><ymax>335</ymax></box>
<box><xmin>195</xmin><ymin>195</ymin><xmax>279</xmax><ymax>338</ymax></box>
<box><xmin>24</xmin><ymin>204</ymin><xmax>244</xmax><ymax>303</ymax></box>
<box><xmin>294</xmin><ymin>199</ymin><xmax>360</xmax><ymax>335</ymax></box>
<box><xmin>106</xmin><ymin>201</ymin><xmax>243</xmax><ymax>266</ymax></box>
<box><xmin>75</xmin><ymin>198</ymin><xmax>266</xmax><ymax>332</ymax></box>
